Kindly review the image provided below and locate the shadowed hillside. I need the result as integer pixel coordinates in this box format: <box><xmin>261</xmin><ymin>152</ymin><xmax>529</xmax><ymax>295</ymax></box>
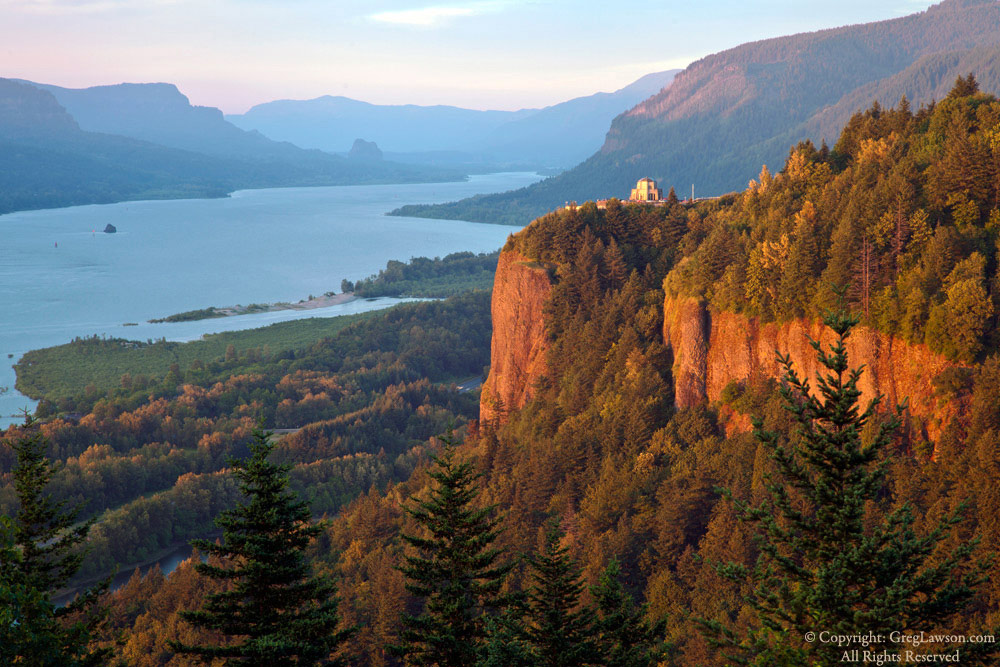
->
<box><xmin>395</xmin><ymin>0</ymin><xmax>1000</xmax><ymax>225</ymax></box>
<box><xmin>0</xmin><ymin>79</ymin><xmax>462</xmax><ymax>215</ymax></box>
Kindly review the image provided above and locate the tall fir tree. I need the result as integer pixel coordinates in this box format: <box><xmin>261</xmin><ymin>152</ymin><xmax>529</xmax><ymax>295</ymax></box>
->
<box><xmin>665</xmin><ymin>187</ymin><xmax>679</xmax><ymax>207</ymax></box>
<box><xmin>392</xmin><ymin>440</ymin><xmax>510</xmax><ymax>667</ymax></box>
<box><xmin>591</xmin><ymin>559</ymin><xmax>671</xmax><ymax>667</ymax></box>
<box><xmin>1</xmin><ymin>415</ymin><xmax>109</xmax><ymax>666</ymax></box>
<box><xmin>476</xmin><ymin>605</ymin><xmax>536</xmax><ymax>667</ymax></box>
<box><xmin>702</xmin><ymin>308</ymin><xmax>991</xmax><ymax>666</ymax></box>
<box><xmin>170</xmin><ymin>425</ymin><xmax>353</xmax><ymax>665</ymax></box>
<box><xmin>522</xmin><ymin>520</ymin><xmax>598</xmax><ymax>667</ymax></box>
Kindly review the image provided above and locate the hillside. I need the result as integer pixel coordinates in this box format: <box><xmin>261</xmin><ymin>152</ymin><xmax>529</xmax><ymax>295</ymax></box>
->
<box><xmin>396</xmin><ymin>0</ymin><xmax>1000</xmax><ymax>224</ymax></box>
<box><xmin>27</xmin><ymin>81</ymin><xmax>316</xmax><ymax>160</ymax></box>
<box><xmin>452</xmin><ymin>81</ymin><xmax>1000</xmax><ymax>663</ymax></box>
<box><xmin>9</xmin><ymin>82</ymin><xmax>1000</xmax><ymax>665</ymax></box>
<box><xmin>0</xmin><ymin>79</ymin><xmax>462</xmax><ymax>215</ymax></box>
<box><xmin>228</xmin><ymin>70</ymin><xmax>678</xmax><ymax>169</ymax></box>
<box><xmin>0</xmin><ymin>79</ymin><xmax>233</xmax><ymax>213</ymax></box>
<box><xmin>476</xmin><ymin>69</ymin><xmax>680</xmax><ymax>167</ymax></box>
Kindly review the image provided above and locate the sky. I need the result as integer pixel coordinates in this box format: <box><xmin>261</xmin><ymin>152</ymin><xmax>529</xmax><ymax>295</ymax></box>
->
<box><xmin>1</xmin><ymin>0</ymin><xmax>939</xmax><ymax>114</ymax></box>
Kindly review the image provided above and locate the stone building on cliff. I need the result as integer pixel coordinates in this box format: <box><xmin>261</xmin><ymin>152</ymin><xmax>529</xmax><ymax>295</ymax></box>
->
<box><xmin>629</xmin><ymin>177</ymin><xmax>663</xmax><ymax>202</ymax></box>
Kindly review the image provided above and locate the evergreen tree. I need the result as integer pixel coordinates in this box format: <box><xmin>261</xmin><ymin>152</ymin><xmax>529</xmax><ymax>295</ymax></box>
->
<box><xmin>476</xmin><ymin>604</ymin><xmax>536</xmax><ymax>667</ymax></box>
<box><xmin>603</xmin><ymin>237</ymin><xmax>629</xmax><ymax>289</ymax></box>
<box><xmin>392</xmin><ymin>441</ymin><xmax>510</xmax><ymax>667</ymax></box>
<box><xmin>171</xmin><ymin>425</ymin><xmax>353</xmax><ymax>665</ymax></box>
<box><xmin>591</xmin><ymin>559</ymin><xmax>671</xmax><ymax>667</ymax></box>
<box><xmin>1</xmin><ymin>517</ymin><xmax>72</xmax><ymax>666</ymax></box>
<box><xmin>946</xmin><ymin>73</ymin><xmax>980</xmax><ymax>100</ymax></box>
<box><xmin>523</xmin><ymin>521</ymin><xmax>598</xmax><ymax>667</ymax></box>
<box><xmin>702</xmin><ymin>308</ymin><xmax>991</xmax><ymax>665</ymax></box>
<box><xmin>2</xmin><ymin>415</ymin><xmax>109</xmax><ymax>666</ymax></box>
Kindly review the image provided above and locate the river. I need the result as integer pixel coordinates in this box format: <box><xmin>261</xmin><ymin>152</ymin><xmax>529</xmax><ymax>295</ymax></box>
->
<box><xmin>0</xmin><ymin>172</ymin><xmax>541</xmax><ymax>425</ymax></box>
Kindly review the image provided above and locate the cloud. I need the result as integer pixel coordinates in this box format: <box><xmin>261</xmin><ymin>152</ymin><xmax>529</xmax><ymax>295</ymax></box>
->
<box><xmin>369</xmin><ymin>1</ymin><xmax>507</xmax><ymax>28</ymax></box>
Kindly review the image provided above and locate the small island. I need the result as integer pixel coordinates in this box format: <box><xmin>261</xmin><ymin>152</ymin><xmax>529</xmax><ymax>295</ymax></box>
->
<box><xmin>104</xmin><ymin>223</ymin><xmax>117</xmax><ymax>234</ymax></box>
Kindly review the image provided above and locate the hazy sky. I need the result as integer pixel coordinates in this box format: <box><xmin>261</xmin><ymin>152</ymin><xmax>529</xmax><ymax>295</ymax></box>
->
<box><xmin>2</xmin><ymin>0</ymin><xmax>938</xmax><ymax>113</ymax></box>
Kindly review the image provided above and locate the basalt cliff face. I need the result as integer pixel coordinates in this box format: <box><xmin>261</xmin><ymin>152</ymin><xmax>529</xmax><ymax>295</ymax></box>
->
<box><xmin>479</xmin><ymin>250</ymin><xmax>553</xmax><ymax>425</ymax></box>
<box><xmin>662</xmin><ymin>295</ymin><xmax>959</xmax><ymax>441</ymax></box>
<box><xmin>480</xmin><ymin>251</ymin><xmax>959</xmax><ymax>441</ymax></box>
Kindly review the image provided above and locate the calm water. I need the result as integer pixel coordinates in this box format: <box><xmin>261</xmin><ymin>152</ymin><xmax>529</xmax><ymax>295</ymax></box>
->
<box><xmin>0</xmin><ymin>172</ymin><xmax>541</xmax><ymax>424</ymax></box>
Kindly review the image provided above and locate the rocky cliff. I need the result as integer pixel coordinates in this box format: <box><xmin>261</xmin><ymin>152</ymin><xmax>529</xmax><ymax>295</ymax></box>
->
<box><xmin>480</xmin><ymin>255</ymin><xmax>959</xmax><ymax>441</ymax></box>
<box><xmin>479</xmin><ymin>250</ymin><xmax>553</xmax><ymax>425</ymax></box>
<box><xmin>663</xmin><ymin>295</ymin><xmax>959</xmax><ymax>441</ymax></box>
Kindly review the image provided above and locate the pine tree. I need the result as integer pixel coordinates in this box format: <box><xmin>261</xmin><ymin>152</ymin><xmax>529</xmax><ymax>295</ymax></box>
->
<box><xmin>392</xmin><ymin>441</ymin><xmax>510</xmax><ymax>667</ymax></box>
<box><xmin>591</xmin><ymin>559</ymin><xmax>670</xmax><ymax>667</ymax></box>
<box><xmin>170</xmin><ymin>425</ymin><xmax>353</xmax><ymax>665</ymax></box>
<box><xmin>476</xmin><ymin>604</ymin><xmax>535</xmax><ymax>667</ymax></box>
<box><xmin>522</xmin><ymin>521</ymin><xmax>598</xmax><ymax>667</ymax></box>
<box><xmin>702</xmin><ymin>308</ymin><xmax>991</xmax><ymax>666</ymax></box>
<box><xmin>778</xmin><ymin>201</ymin><xmax>820</xmax><ymax>317</ymax></box>
<box><xmin>2</xmin><ymin>415</ymin><xmax>110</xmax><ymax>666</ymax></box>
<box><xmin>946</xmin><ymin>73</ymin><xmax>979</xmax><ymax>100</ymax></box>
<box><xmin>1</xmin><ymin>517</ymin><xmax>71</xmax><ymax>666</ymax></box>
<box><xmin>603</xmin><ymin>237</ymin><xmax>629</xmax><ymax>289</ymax></box>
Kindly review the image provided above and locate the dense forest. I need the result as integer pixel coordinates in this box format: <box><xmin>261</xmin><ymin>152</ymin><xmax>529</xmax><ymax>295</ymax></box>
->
<box><xmin>349</xmin><ymin>251</ymin><xmax>501</xmax><ymax>298</ymax></box>
<box><xmin>3</xmin><ymin>291</ymin><xmax>491</xmax><ymax>586</ymax></box>
<box><xmin>6</xmin><ymin>78</ymin><xmax>1000</xmax><ymax>665</ymax></box>
<box><xmin>392</xmin><ymin>0</ymin><xmax>1000</xmax><ymax>226</ymax></box>
<box><xmin>330</xmin><ymin>79</ymin><xmax>1000</xmax><ymax>664</ymax></box>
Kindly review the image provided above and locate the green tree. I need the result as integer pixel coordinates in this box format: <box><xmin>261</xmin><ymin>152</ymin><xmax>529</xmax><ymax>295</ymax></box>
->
<box><xmin>523</xmin><ymin>521</ymin><xmax>598</xmax><ymax>667</ymax></box>
<box><xmin>2</xmin><ymin>415</ymin><xmax>109</xmax><ymax>667</ymax></box>
<box><xmin>592</xmin><ymin>559</ymin><xmax>671</xmax><ymax>667</ymax></box>
<box><xmin>0</xmin><ymin>517</ymin><xmax>69</xmax><ymax>666</ymax></box>
<box><xmin>392</xmin><ymin>441</ymin><xmax>510</xmax><ymax>667</ymax></box>
<box><xmin>476</xmin><ymin>605</ymin><xmax>535</xmax><ymax>667</ymax></box>
<box><xmin>170</xmin><ymin>425</ymin><xmax>353</xmax><ymax>665</ymax></box>
<box><xmin>946</xmin><ymin>73</ymin><xmax>980</xmax><ymax>101</ymax></box>
<box><xmin>703</xmin><ymin>309</ymin><xmax>990</xmax><ymax>665</ymax></box>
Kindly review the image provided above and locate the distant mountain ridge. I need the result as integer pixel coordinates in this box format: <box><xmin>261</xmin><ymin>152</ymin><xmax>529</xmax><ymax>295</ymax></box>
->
<box><xmin>0</xmin><ymin>78</ymin><xmax>463</xmax><ymax>215</ymax></box>
<box><xmin>227</xmin><ymin>70</ymin><xmax>679</xmax><ymax>168</ymax></box>
<box><xmin>394</xmin><ymin>0</ymin><xmax>1000</xmax><ymax>225</ymax></box>
<box><xmin>0</xmin><ymin>79</ymin><xmax>79</xmax><ymax>137</ymax></box>
<box><xmin>25</xmin><ymin>81</ymin><xmax>308</xmax><ymax>160</ymax></box>
<box><xmin>229</xmin><ymin>96</ymin><xmax>534</xmax><ymax>155</ymax></box>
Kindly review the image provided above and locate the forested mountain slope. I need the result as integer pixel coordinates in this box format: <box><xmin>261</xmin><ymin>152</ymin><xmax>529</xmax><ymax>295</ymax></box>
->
<box><xmin>396</xmin><ymin>0</ymin><xmax>1000</xmax><ymax>224</ymax></box>
<box><xmin>331</xmin><ymin>81</ymin><xmax>1000</xmax><ymax>663</ymax></box>
<box><xmin>12</xmin><ymin>81</ymin><xmax>1000</xmax><ymax>666</ymax></box>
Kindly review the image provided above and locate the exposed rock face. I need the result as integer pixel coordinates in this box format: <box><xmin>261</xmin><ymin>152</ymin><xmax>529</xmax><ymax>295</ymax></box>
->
<box><xmin>663</xmin><ymin>295</ymin><xmax>959</xmax><ymax>440</ymax></box>
<box><xmin>479</xmin><ymin>261</ymin><xmax>958</xmax><ymax>441</ymax></box>
<box><xmin>103</xmin><ymin>224</ymin><xmax>117</xmax><ymax>234</ymax></box>
<box><xmin>480</xmin><ymin>250</ymin><xmax>553</xmax><ymax>426</ymax></box>
<box><xmin>348</xmin><ymin>138</ymin><xmax>383</xmax><ymax>161</ymax></box>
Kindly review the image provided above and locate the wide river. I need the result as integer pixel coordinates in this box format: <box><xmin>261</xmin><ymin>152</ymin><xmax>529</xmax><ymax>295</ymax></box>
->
<box><xmin>0</xmin><ymin>172</ymin><xmax>541</xmax><ymax>425</ymax></box>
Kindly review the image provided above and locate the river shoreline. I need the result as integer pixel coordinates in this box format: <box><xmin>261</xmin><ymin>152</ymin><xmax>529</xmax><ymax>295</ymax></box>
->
<box><xmin>148</xmin><ymin>292</ymin><xmax>359</xmax><ymax>323</ymax></box>
<box><xmin>53</xmin><ymin>534</ymin><xmax>219</xmax><ymax>606</ymax></box>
